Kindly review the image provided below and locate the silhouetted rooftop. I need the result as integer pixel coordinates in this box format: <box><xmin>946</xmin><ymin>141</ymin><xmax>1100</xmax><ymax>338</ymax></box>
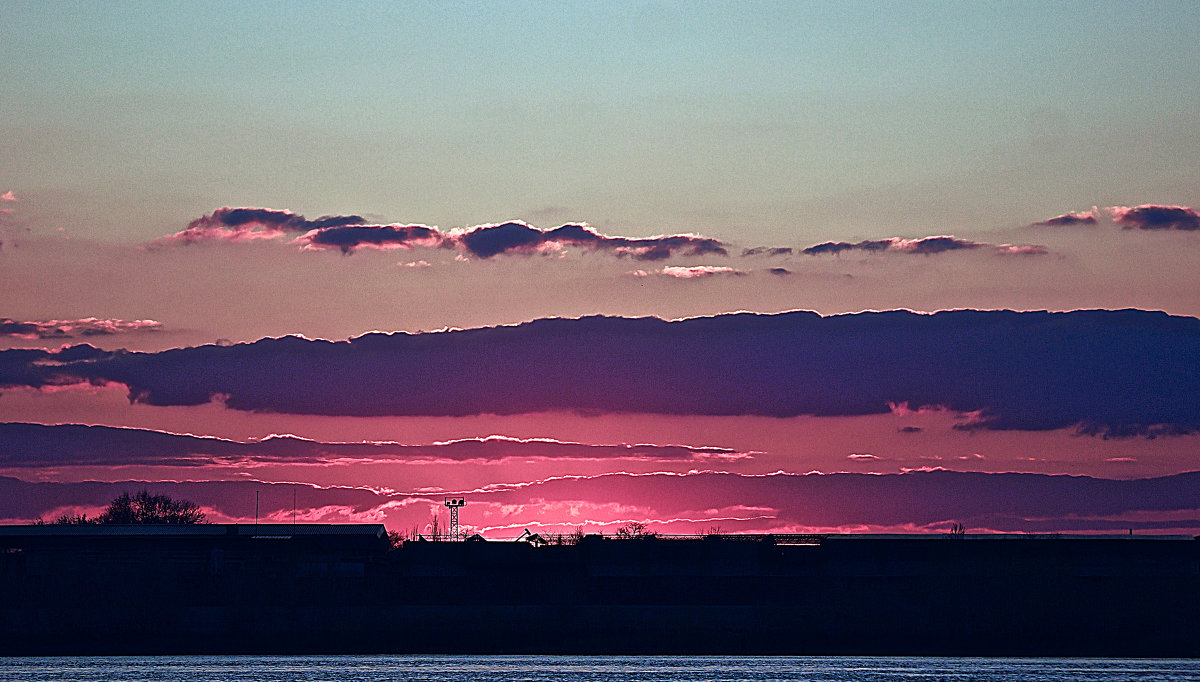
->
<box><xmin>0</xmin><ymin>523</ymin><xmax>386</xmax><ymax>538</ymax></box>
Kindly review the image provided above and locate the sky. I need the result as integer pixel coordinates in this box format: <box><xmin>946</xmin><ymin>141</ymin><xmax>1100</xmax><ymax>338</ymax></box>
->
<box><xmin>2</xmin><ymin>1</ymin><xmax>1199</xmax><ymax>537</ymax></box>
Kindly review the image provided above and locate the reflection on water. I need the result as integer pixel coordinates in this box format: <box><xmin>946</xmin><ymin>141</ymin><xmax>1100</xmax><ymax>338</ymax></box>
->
<box><xmin>0</xmin><ymin>656</ymin><xmax>1197</xmax><ymax>682</ymax></box>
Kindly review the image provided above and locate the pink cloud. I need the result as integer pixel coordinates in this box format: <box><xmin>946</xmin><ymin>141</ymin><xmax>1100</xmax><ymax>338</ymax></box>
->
<box><xmin>0</xmin><ymin>317</ymin><xmax>162</xmax><ymax>340</ymax></box>
<box><xmin>1032</xmin><ymin>209</ymin><xmax>1098</xmax><ymax>227</ymax></box>
<box><xmin>150</xmin><ymin>207</ymin><xmax>368</xmax><ymax>246</ymax></box>
<box><xmin>4</xmin><ymin>469</ymin><xmax>1200</xmax><ymax>535</ymax></box>
<box><xmin>0</xmin><ymin>423</ymin><xmax>752</xmax><ymax>468</ymax></box>
<box><xmin>995</xmin><ymin>244</ymin><xmax>1049</xmax><ymax>256</ymax></box>
<box><xmin>152</xmin><ymin>223</ymin><xmax>290</xmax><ymax>246</ymax></box>
<box><xmin>654</xmin><ymin>266</ymin><xmax>746</xmax><ymax>279</ymax></box>
<box><xmin>1109</xmin><ymin>204</ymin><xmax>1200</xmax><ymax>231</ymax></box>
<box><xmin>0</xmin><ymin>191</ymin><xmax>16</xmax><ymax>202</ymax></box>
<box><xmin>888</xmin><ymin>402</ymin><xmax>957</xmax><ymax>417</ymax></box>
<box><xmin>294</xmin><ymin>224</ymin><xmax>444</xmax><ymax>254</ymax></box>
<box><xmin>889</xmin><ymin>236</ymin><xmax>982</xmax><ymax>254</ymax></box>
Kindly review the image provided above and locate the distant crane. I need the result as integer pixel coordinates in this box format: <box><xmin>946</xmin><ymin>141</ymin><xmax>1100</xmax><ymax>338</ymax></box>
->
<box><xmin>444</xmin><ymin>497</ymin><xmax>465</xmax><ymax>541</ymax></box>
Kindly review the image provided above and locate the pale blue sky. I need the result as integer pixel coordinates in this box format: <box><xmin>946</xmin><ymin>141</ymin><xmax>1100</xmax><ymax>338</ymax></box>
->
<box><xmin>4</xmin><ymin>2</ymin><xmax>1200</xmax><ymax>522</ymax></box>
<box><xmin>3</xmin><ymin>1</ymin><xmax>1198</xmax><ymax>243</ymax></box>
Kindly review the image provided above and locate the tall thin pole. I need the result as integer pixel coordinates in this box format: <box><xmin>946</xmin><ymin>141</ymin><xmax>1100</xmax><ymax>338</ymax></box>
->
<box><xmin>293</xmin><ymin>487</ymin><xmax>296</xmax><ymax>525</ymax></box>
<box><xmin>255</xmin><ymin>490</ymin><xmax>260</xmax><ymax>531</ymax></box>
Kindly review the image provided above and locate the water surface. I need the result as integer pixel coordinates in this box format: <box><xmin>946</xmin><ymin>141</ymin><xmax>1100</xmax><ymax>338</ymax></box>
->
<box><xmin>1</xmin><ymin>655</ymin><xmax>1196</xmax><ymax>682</ymax></box>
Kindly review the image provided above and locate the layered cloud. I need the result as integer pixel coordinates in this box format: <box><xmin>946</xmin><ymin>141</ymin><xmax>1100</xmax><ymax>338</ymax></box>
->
<box><xmin>0</xmin><ymin>317</ymin><xmax>162</xmax><ymax>340</ymax></box>
<box><xmin>1109</xmin><ymin>204</ymin><xmax>1200</xmax><ymax>231</ymax></box>
<box><xmin>1</xmin><ymin>309</ymin><xmax>1196</xmax><ymax>436</ymax></box>
<box><xmin>3</xmin><ymin>470</ymin><xmax>1198</xmax><ymax>535</ymax></box>
<box><xmin>153</xmin><ymin>207</ymin><xmax>727</xmax><ymax>261</ymax></box>
<box><xmin>802</xmin><ymin>236</ymin><xmax>1046</xmax><ymax>256</ymax></box>
<box><xmin>0</xmin><ymin>422</ymin><xmax>747</xmax><ymax>468</ymax></box>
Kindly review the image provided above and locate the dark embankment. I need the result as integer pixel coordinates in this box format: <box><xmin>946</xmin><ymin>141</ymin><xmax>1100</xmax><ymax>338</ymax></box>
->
<box><xmin>1</xmin><ymin>525</ymin><xmax>1197</xmax><ymax>656</ymax></box>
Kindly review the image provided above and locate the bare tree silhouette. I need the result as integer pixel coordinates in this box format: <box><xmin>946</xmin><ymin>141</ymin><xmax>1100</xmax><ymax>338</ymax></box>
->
<box><xmin>40</xmin><ymin>491</ymin><xmax>205</xmax><ymax>525</ymax></box>
<box><xmin>615</xmin><ymin>521</ymin><xmax>654</xmax><ymax>539</ymax></box>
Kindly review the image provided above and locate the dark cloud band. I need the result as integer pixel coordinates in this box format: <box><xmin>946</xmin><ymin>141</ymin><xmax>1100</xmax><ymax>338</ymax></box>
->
<box><xmin>1</xmin><ymin>309</ymin><xmax>1196</xmax><ymax>436</ymax></box>
<box><xmin>0</xmin><ymin>423</ymin><xmax>744</xmax><ymax>468</ymax></box>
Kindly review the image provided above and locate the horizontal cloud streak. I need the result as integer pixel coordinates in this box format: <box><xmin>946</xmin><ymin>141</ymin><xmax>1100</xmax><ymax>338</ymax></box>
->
<box><xmin>295</xmin><ymin>224</ymin><xmax>443</xmax><ymax>254</ymax></box>
<box><xmin>482</xmin><ymin>470</ymin><xmax>1200</xmax><ymax>533</ymax></box>
<box><xmin>154</xmin><ymin>208</ymin><xmax>727</xmax><ymax>260</ymax></box>
<box><xmin>2</xmin><ymin>470</ymin><xmax>1197</xmax><ymax>535</ymax></box>
<box><xmin>0</xmin><ymin>317</ymin><xmax>162</xmax><ymax>340</ymax></box>
<box><xmin>448</xmin><ymin>222</ymin><xmax>728</xmax><ymax>261</ymax></box>
<box><xmin>153</xmin><ymin>207</ymin><xmax>367</xmax><ymax>245</ymax></box>
<box><xmin>1109</xmin><ymin>204</ymin><xmax>1200</xmax><ymax>231</ymax></box>
<box><xmin>0</xmin><ymin>423</ymin><xmax>746</xmax><ymax>468</ymax></box>
<box><xmin>994</xmin><ymin>244</ymin><xmax>1049</xmax><ymax>256</ymax></box>
<box><xmin>1</xmin><ymin>309</ymin><xmax>1196</xmax><ymax>436</ymax></box>
<box><xmin>742</xmin><ymin>247</ymin><xmax>793</xmax><ymax>257</ymax></box>
<box><xmin>631</xmin><ymin>266</ymin><xmax>746</xmax><ymax>279</ymax></box>
<box><xmin>802</xmin><ymin>236</ymin><xmax>1046</xmax><ymax>256</ymax></box>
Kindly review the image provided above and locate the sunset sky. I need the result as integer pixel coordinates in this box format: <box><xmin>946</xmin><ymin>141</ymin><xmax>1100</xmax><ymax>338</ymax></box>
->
<box><xmin>2</xmin><ymin>2</ymin><xmax>1199</xmax><ymax>537</ymax></box>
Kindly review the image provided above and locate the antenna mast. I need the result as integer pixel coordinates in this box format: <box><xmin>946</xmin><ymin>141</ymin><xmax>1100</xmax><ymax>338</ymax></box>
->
<box><xmin>444</xmin><ymin>497</ymin><xmax>465</xmax><ymax>541</ymax></box>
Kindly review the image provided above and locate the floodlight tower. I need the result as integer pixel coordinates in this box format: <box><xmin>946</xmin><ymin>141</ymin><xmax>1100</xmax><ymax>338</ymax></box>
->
<box><xmin>444</xmin><ymin>497</ymin><xmax>465</xmax><ymax>541</ymax></box>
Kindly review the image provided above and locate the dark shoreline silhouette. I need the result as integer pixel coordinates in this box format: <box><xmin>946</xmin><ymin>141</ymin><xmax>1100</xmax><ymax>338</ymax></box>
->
<box><xmin>2</xmin><ymin>524</ymin><xmax>1197</xmax><ymax>656</ymax></box>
